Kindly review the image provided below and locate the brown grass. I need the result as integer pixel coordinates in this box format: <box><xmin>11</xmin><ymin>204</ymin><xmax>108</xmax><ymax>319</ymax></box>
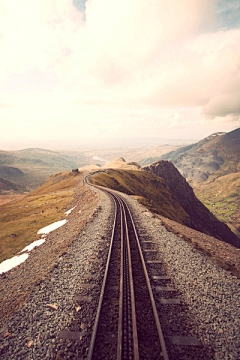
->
<box><xmin>0</xmin><ymin>171</ymin><xmax>79</xmax><ymax>263</ymax></box>
<box><xmin>91</xmin><ymin>169</ymin><xmax>188</xmax><ymax>224</ymax></box>
<box><xmin>0</xmin><ymin>194</ymin><xmax>26</xmax><ymax>206</ymax></box>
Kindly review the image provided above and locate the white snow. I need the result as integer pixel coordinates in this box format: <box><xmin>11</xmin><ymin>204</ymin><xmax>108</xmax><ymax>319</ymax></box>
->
<box><xmin>0</xmin><ymin>219</ymin><xmax>68</xmax><ymax>274</ymax></box>
<box><xmin>21</xmin><ymin>238</ymin><xmax>46</xmax><ymax>252</ymax></box>
<box><xmin>65</xmin><ymin>206</ymin><xmax>76</xmax><ymax>215</ymax></box>
<box><xmin>38</xmin><ymin>219</ymin><xmax>67</xmax><ymax>234</ymax></box>
<box><xmin>0</xmin><ymin>253</ymin><xmax>29</xmax><ymax>274</ymax></box>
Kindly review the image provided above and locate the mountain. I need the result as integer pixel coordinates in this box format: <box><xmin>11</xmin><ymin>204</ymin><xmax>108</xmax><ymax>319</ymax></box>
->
<box><xmin>160</xmin><ymin>128</ymin><xmax>240</xmax><ymax>235</ymax></box>
<box><xmin>143</xmin><ymin>160</ymin><xmax>239</xmax><ymax>248</ymax></box>
<box><xmin>91</xmin><ymin>159</ymin><xmax>240</xmax><ymax>248</ymax></box>
<box><xmin>91</xmin><ymin>168</ymin><xmax>188</xmax><ymax>224</ymax></box>
<box><xmin>160</xmin><ymin>128</ymin><xmax>240</xmax><ymax>181</ymax></box>
<box><xmin>0</xmin><ymin>177</ymin><xmax>27</xmax><ymax>195</ymax></box>
<box><xmin>0</xmin><ymin>170</ymin><xmax>80</xmax><ymax>263</ymax></box>
<box><xmin>0</xmin><ymin>148</ymin><xmax>90</xmax><ymax>190</ymax></box>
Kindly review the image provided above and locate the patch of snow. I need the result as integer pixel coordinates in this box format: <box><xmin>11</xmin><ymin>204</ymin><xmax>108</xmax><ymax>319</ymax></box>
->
<box><xmin>38</xmin><ymin>219</ymin><xmax>67</xmax><ymax>235</ymax></box>
<box><xmin>65</xmin><ymin>206</ymin><xmax>76</xmax><ymax>215</ymax></box>
<box><xmin>21</xmin><ymin>238</ymin><xmax>46</xmax><ymax>252</ymax></box>
<box><xmin>0</xmin><ymin>253</ymin><xmax>29</xmax><ymax>274</ymax></box>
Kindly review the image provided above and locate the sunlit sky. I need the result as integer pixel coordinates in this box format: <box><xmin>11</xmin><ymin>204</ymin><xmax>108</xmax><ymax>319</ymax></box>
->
<box><xmin>1</xmin><ymin>0</ymin><xmax>240</xmax><ymax>150</ymax></box>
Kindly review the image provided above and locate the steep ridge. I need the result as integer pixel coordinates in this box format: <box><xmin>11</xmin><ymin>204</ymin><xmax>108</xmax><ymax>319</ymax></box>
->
<box><xmin>91</xmin><ymin>168</ymin><xmax>188</xmax><ymax>224</ymax></box>
<box><xmin>160</xmin><ymin>128</ymin><xmax>240</xmax><ymax>236</ymax></box>
<box><xmin>160</xmin><ymin>128</ymin><xmax>240</xmax><ymax>181</ymax></box>
<box><xmin>143</xmin><ymin>160</ymin><xmax>240</xmax><ymax>248</ymax></box>
<box><xmin>160</xmin><ymin>132</ymin><xmax>225</xmax><ymax>181</ymax></box>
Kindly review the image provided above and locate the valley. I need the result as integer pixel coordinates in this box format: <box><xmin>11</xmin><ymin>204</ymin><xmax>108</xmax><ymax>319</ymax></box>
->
<box><xmin>160</xmin><ymin>127</ymin><xmax>240</xmax><ymax>236</ymax></box>
<box><xmin>0</xmin><ymin>166</ymin><xmax>239</xmax><ymax>360</ymax></box>
<box><xmin>0</xmin><ymin>144</ymin><xmax>181</xmax><ymax>194</ymax></box>
<box><xmin>1</xmin><ymin>127</ymin><xmax>239</xmax><ymax>265</ymax></box>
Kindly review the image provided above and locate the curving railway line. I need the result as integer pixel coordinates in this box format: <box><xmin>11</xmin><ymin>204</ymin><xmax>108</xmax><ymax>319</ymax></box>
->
<box><xmin>85</xmin><ymin>175</ymin><xmax>169</xmax><ymax>360</ymax></box>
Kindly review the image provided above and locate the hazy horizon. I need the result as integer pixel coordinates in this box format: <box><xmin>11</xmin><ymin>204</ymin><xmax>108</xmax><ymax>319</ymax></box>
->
<box><xmin>1</xmin><ymin>134</ymin><xmax>201</xmax><ymax>152</ymax></box>
<box><xmin>1</xmin><ymin>1</ymin><xmax>240</xmax><ymax>149</ymax></box>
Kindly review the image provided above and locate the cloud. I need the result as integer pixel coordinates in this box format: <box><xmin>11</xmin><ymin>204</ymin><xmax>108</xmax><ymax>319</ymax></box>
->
<box><xmin>0</xmin><ymin>0</ymin><xmax>240</xmax><ymax>146</ymax></box>
<box><xmin>84</xmin><ymin>0</ymin><xmax>216</xmax><ymax>78</ymax></box>
<box><xmin>0</xmin><ymin>0</ymin><xmax>82</xmax><ymax>80</ymax></box>
<box><xmin>202</xmin><ymin>92</ymin><xmax>240</xmax><ymax>118</ymax></box>
<box><xmin>122</xmin><ymin>29</ymin><xmax>240</xmax><ymax>119</ymax></box>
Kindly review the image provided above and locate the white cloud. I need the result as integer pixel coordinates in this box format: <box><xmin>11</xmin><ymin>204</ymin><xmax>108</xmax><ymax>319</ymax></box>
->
<box><xmin>0</xmin><ymin>0</ymin><xmax>240</xmax><ymax>147</ymax></box>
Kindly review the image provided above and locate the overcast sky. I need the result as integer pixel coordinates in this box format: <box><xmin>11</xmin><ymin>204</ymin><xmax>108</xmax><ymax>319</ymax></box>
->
<box><xmin>0</xmin><ymin>0</ymin><xmax>240</xmax><ymax>149</ymax></box>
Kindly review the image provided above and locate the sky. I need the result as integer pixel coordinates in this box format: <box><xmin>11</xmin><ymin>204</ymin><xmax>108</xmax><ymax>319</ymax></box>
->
<box><xmin>0</xmin><ymin>0</ymin><xmax>240</xmax><ymax>150</ymax></box>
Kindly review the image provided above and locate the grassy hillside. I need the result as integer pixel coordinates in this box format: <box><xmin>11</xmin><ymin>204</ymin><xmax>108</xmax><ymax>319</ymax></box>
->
<box><xmin>160</xmin><ymin>128</ymin><xmax>240</xmax><ymax>236</ymax></box>
<box><xmin>193</xmin><ymin>173</ymin><xmax>240</xmax><ymax>235</ymax></box>
<box><xmin>0</xmin><ymin>148</ymin><xmax>90</xmax><ymax>190</ymax></box>
<box><xmin>90</xmin><ymin>169</ymin><xmax>188</xmax><ymax>224</ymax></box>
<box><xmin>0</xmin><ymin>177</ymin><xmax>27</xmax><ymax>195</ymax></box>
<box><xmin>0</xmin><ymin>171</ymin><xmax>80</xmax><ymax>263</ymax></box>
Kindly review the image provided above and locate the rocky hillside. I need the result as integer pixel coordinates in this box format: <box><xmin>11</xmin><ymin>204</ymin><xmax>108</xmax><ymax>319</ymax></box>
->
<box><xmin>160</xmin><ymin>128</ymin><xmax>240</xmax><ymax>236</ymax></box>
<box><xmin>91</xmin><ymin>160</ymin><xmax>240</xmax><ymax>249</ymax></box>
<box><xmin>91</xmin><ymin>168</ymin><xmax>188</xmax><ymax>224</ymax></box>
<box><xmin>143</xmin><ymin>160</ymin><xmax>240</xmax><ymax>248</ymax></box>
<box><xmin>161</xmin><ymin>128</ymin><xmax>240</xmax><ymax>182</ymax></box>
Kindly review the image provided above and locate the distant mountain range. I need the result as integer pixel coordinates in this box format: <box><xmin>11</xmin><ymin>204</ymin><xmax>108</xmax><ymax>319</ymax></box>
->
<box><xmin>0</xmin><ymin>148</ymin><xmax>90</xmax><ymax>191</ymax></box>
<box><xmin>1</xmin><ymin>129</ymin><xmax>239</xmax><ymax>238</ymax></box>
<box><xmin>160</xmin><ymin>128</ymin><xmax>240</xmax><ymax>182</ymax></box>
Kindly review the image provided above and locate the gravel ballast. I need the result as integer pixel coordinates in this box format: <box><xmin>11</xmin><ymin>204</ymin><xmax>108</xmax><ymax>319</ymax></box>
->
<box><xmin>0</xmin><ymin>184</ymin><xmax>240</xmax><ymax>359</ymax></box>
<box><xmin>121</xmin><ymin>192</ymin><xmax>240</xmax><ymax>360</ymax></box>
<box><xmin>0</xmin><ymin>185</ymin><xmax>114</xmax><ymax>360</ymax></box>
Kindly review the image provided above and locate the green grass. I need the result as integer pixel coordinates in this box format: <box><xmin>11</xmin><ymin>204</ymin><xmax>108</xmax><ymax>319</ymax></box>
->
<box><xmin>193</xmin><ymin>172</ymin><xmax>240</xmax><ymax>235</ymax></box>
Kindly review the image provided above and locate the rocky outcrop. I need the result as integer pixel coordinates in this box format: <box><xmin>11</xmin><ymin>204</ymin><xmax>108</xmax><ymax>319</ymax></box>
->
<box><xmin>102</xmin><ymin>157</ymin><xmax>140</xmax><ymax>170</ymax></box>
<box><xmin>143</xmin><ymin>160</ymin><xmax>240</xmax><ymax>248</ymax></box>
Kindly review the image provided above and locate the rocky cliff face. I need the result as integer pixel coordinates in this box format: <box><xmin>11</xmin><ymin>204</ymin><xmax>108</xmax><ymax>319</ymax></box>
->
<box><xmin>143</xmin><ymin>160</ymin><xmax>240</xmax><ymax>248</ymax></box>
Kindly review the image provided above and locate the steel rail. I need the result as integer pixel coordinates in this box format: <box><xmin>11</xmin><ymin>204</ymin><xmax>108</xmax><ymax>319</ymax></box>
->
<box><xmin>117</xmin><ymin>195</ymin><xmax>124</xmax><ymax>359</ymax></box>
<box><xmin>85</xmin><ymin>174</ymin><xmax>169</xmax><ymax>360</ymax></box>
<box><xmin>116</xmin><ymin>194</ymin><xmax>139</xmax><ymax>360</ymax></box>
<box><xmin>86</xmin><ymin>190</ymin><xmax>117</xmax><ymax>360</ymax></box>
<box><xmin>122</xmin><ymin>197</ymin><xmax>169</xmax><ymax>360</ymax></box>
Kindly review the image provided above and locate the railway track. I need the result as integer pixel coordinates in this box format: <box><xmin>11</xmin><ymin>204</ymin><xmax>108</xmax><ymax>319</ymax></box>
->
<box><xmin>57</xmin><ymin>174</ymin><xmax>204</xmax><ymax>358</ymax></box>
<box><xmin>85</xmin><ymin>177</ymin><xmax>169</xmax><ymax>360</ymax></box>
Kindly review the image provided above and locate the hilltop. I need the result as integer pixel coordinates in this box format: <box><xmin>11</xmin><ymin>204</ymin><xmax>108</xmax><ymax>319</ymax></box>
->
<box><xmin>102</xmin><ymin>157</ymin><xmax>140</xmax><ymax>170</ymax></box>
<box><xmin>91</xmin><ymin>168</ymin><xmax>188</xmax><ymax>224</ymax></box>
